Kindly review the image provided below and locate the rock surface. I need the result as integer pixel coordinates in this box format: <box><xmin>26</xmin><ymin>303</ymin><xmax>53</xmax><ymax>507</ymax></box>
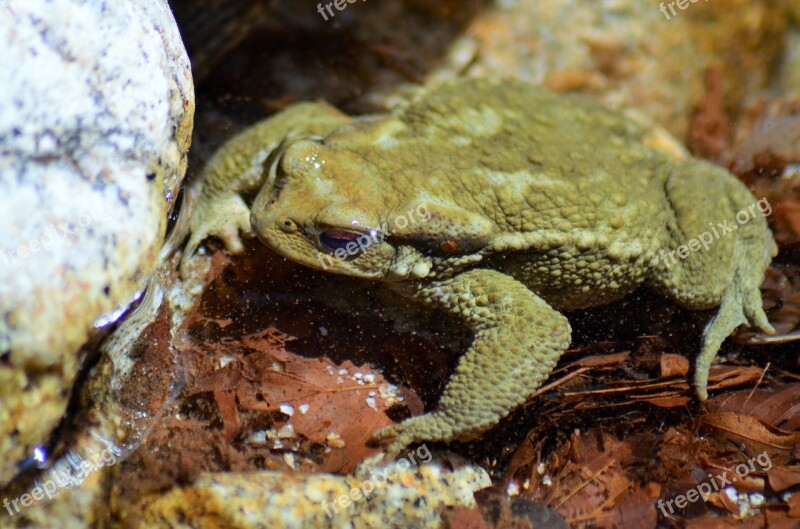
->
<box><xmin>436</xmin><ymin>0</ymin><xmax>791</xmax><ymax>140</ymax></box>
<box><xmin>125</xmin><ymin>455</ymin><xmax>491</xmax><ymax>529</ymax></box>
<box><xmin>0</xmin><ymin>0</ymin><xmax>193</xmax><ymax>488</ymax></box>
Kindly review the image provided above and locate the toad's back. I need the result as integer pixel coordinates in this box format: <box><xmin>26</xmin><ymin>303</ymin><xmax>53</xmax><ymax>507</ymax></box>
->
<box><xmin>327</xmin><ymin>79</ymin><xmax>677</xmax><ymax>308</ymax></box>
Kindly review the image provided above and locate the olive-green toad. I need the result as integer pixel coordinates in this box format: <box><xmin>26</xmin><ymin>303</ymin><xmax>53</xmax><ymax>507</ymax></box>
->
<box><xmin>184</xmin><ymin>78</ymin><xmax>776</xmax><ymax>456</ymax></box>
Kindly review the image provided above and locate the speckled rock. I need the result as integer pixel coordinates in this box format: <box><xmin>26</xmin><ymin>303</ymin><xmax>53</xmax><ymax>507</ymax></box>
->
<box><xmin>0</xmin><ymin>270</ymin><xmax>180</xmax><ymax>528</ymax></box>
<box><xmin>0</xmin><ymin>0</ymin><xmax>193</xmax><ymax>488</ymax></box>
<box><xmin>430</xmin><ymin>0</ymin><xmax>790</xmax><ymax>140</ymax></box>
<box><xmin>124</xmin><ymin>454</ymin><xmax>491</xmax><ymax>529</ymax></box>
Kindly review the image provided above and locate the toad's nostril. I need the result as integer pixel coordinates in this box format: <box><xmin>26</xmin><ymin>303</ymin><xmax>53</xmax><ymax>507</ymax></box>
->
<box><xmin>280</xmin><ymin>219</ymin><xmax>296</xmax><ymax>232</ymax></box>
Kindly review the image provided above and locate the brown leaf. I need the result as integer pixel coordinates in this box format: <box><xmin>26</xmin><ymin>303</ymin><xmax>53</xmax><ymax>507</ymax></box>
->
<box><xmin>706</xmin><ymin>385</ymin><xmax>800</xmax><ymax>429</ymax></box>
<box><xmin>443</xmin><ymin>507</ymin><xmax>490</xmax><ymax>529</ymax></box>
<box><xmin>660</xmin><ymin>354</ymin><xmax>689</xmax><ymax>378</ymax></box>
<box><xmin>240</xmin><ymin>349</ymin><xmax>397</xmax><ymax>472</ymax></box>
<box><xmin>767</xmin><ymin>467</ymin><xmax>800</xmax><ymax>492</ymax></box>
<box><xmin>188</xmin><ymin>326</ymin><xmax>401</xmax><ymax>473</ymax></box>
<box><xmin>700</xmin><ymin>412</ymin><xmax>800</xmax><ymax>449</ymax></box>
<box><xmin>612</xmin><ymin>486</ymin><xmax>658</xmax><ymax>529</ymax></box>
<box><xmin>788</xmin><ymin>492</ymin><xmax>800</xmax><ymax>517</ymax></box>
<box><xmin>213</xmin><ymin>389</ymin><xmax>240</xmax><ymax>442</ymax></box>
<box><xmin>566</xmin><ymin>351</ymin><xmax>631</xmax><ymax>369</ymax></box>
<box><xmin>503</xmin><ymin>437</ymin><xmax>539</xmax><ymax>487</ymax></box>
<box><xmin>643</xmin><ymin>395</ymin><xmax>691</xmax><ymax>408</ymax></box>
<box><xmin>765</xmin><ymin>507</ymin><xmax>800</xmax><ymax>529</ymax></box>
<box><xmin>774</xmin><ymin>202</ymin><xmax>800</xmax><ymax>239</ymax></box>
<box><xmin>685</xmin><ymin>514</ymin><xmax>765</xmax><ymax>529</ymax></box>
<box><xmin>705</xmin><ymin>366</ymin><xmax>764</xmax><ymax>391</ymax></box>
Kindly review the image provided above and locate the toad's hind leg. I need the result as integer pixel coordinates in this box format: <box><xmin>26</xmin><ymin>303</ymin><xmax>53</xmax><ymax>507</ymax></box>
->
<box><xmin>648</xmin><ymin>159</ymin><xmax>776</xmax><ymax>400</ymax></box>
<box><xmin>372</xmin><ymin>269</ymin><xmax>571</xmax><ymax>457</ymax></box>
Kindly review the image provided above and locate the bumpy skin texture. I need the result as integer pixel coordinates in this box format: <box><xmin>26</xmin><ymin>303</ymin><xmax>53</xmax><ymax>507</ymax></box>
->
<box><xmin>184</xmin><ymin>78</ymin><xmax>776</xmax><ymax>456</ymax></box>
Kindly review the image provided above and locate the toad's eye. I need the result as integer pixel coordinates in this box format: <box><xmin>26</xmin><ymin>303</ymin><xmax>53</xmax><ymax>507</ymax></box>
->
<box><xmin>319</xmin><ymin>230</ymin><xmax>361</xmax><ymax>252</ymax></box>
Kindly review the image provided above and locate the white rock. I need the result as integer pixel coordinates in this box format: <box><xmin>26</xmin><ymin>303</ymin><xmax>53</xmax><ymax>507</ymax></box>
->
<box><xmin>0</xmin><ymin>0</ymin><xmax>193</xmax><ymax>487</ymax></box>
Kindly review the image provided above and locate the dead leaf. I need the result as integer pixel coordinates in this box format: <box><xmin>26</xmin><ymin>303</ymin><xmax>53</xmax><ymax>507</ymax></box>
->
<box><xmin>765</xmin><ymin>507</ymin><xmax>800</xmax><ymax>529</ymax></box>
<box><xmin>642</xmin><ymin>395</ymin><xmax>691</xmax><ymax>408</ymax></box>
<box><xmin>700</xmin><ymin>412</ymin><xmax>800</xmax><ymax>449</ymax></box>
<box><xmin>705</xmin><ymin>366</ymin><xmax>765</xmax><ymax>392</ymax></box>
<box><xmin>706</xmin><ymin>385</ymin><xmax>800</xmax><ymax>430</ymax></box>
<box><xmin>661</xmin><ymin>354</ymin><xmax>690</xmax><ymax>378</ymax></box>
<box><xmin>788</xmin><ymin>493</ymin><xmax>800</xmax><ymax>517</ymax></box>
<box><xmin>685</xmin><ymin>514</ymin><xmax>765</xmax><ymax>528</ymax></box>
<box><xmin>767</xmin><ymin>467</ymin><xmax>800</xmax><ymax>492</ymax></box>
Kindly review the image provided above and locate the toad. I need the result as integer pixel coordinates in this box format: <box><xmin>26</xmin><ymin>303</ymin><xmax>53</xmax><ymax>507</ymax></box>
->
<box><xmin>183</xmin><ymin>78</ymin><xmax>775</xmax><ymax>455</ymax></box>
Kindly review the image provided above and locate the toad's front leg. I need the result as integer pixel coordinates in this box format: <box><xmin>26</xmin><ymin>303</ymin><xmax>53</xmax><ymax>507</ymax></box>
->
<box><xmin>372</xmin><ymin>269</ymin><xmax>572</xmax><ymax>457</ymax></box>
<box><xmin>181</xmin><ymin>101</ymin><xmax>351</xmax><ymax>273</ymax></box>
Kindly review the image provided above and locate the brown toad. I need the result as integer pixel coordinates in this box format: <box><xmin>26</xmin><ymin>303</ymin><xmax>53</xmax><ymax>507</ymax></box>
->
<box><xmin>183</xmin><ymin>78</ymin><xmax>776</xmax><ymax>455</ymax></box>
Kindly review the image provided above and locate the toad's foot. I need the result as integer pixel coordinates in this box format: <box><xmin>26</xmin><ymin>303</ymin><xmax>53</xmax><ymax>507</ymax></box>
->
<box><xmin>371</xmin><ymin>411</ymin><xmax>462</xmax><ymax>459</ymax></box>
<box><xmin>371</xmin><ymin>268</ymin><xmax>571</xmax><ymax>458</ymax></box>
<box><xmin>648</xmin><ymin>158</ymin><xmax>776</xmax><ymax>400</ymax></box>
<box><xmin>695</xmin><ymin>254</ymin><xmax>775</xmax><ymax>400</ymax></box>
<box><xmin>181</xmin><ymin>190</ymin><xmax>252</xmax><ymax>276</ymax></box>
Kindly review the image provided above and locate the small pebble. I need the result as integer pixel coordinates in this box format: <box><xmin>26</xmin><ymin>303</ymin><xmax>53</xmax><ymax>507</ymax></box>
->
<box><xmin>277</xmin><ymin>424</ymin><xmax>295</xmax><ymax>438</ymax></box>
